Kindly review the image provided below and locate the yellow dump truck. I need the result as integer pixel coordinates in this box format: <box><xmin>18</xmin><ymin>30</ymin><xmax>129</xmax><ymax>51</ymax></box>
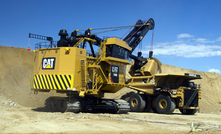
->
<box><xmin>124</xmin><ymin>57</ymin><xmax>202</xmax><ymax>115</ymax></box>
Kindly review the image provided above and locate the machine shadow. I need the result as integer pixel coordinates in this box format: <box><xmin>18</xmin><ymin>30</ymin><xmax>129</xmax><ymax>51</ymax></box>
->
<box><xmin>31</xmin><ymin>107</ymin><xmax>183</xmax><ymax>115</ymax></box>
<box><xmin>32</xmin><ymin>107</ymin><xmax>52</xmax><ymax>112</ymax></box>
<box><xmin>31</xmin><ymin>107</ymin><xmax>121</xmax><ymax>114</ymax></box>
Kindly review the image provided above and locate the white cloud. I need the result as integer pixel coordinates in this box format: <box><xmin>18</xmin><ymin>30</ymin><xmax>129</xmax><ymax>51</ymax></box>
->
<box><xmin>177</xmin><ymin>33</ymin><xmax>193</xmax><ymax>39</ymax></box>
<box><xmin>208</xmin><ymin>68</ymin><xmax>221</xmax><ymax>74</ymax></box>
<box><xmin>195</xmin><ymin>38</ymin><xmax>215</xmax><ymax>43</ymax></box>
<box><xmin>143</xmin><ymin>42</ymin><xmax>221</xmax><ymax>58</ymax></box>
<box><xmin>196</xmin><ymin>38</ymin><xmax>207</xmax><ymax>43</ymax></box>
<box><xmin>216</xmin><ymin>37</ymin><xmax>221</xmax><ymax>41</ymax></box>
<box><xmin>142</xmin><ymin>34</ymin><xmax>221</xmax><ymax>58</ymax></box>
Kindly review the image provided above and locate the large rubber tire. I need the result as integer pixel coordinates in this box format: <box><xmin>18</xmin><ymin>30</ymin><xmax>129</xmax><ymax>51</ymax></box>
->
<box><xmin>152</xmin><ymin>107</ymin><xmax>158</xmax><ymax>113</ymax></box>
<box><xmin>179</xmin><ymin>109</ymin><xmax>197</xmax><ymax>115</ymax></box>
<box><xmin>128</xmin><ymin>93</ymin><xmax>146</xmax><ymax>112</ymax></box>
<box><xmin>155</xmin><ymin>94</ymin><xmax>176</xmax><ymax>114</ymax></box>
<box><xmin>151</xmin><ymin>98</ymin><xmax>158</xmax><ymax>113</ymax></box>
<box><xmin>140</xmin><ymin>94</ymin><xmax>152</xmax><ymax>112</ymax></box>
<box><xmin>120</xmin><ymin>92</ymin><xmax>135</xmax><ymax>102</ymax></box>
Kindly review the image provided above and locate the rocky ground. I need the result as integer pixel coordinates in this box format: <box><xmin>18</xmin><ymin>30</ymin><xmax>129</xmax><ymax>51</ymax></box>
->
<box><xmin>0</xmin><ymin>100</ymin><xmax>221</xmax><ymax>133</ymax></box>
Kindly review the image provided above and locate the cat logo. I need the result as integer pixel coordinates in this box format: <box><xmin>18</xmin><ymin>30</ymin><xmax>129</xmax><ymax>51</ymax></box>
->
<box><xmin>112</xmin><ymin>66</ymin><xmax>118</xmax><ymax>74</ymax></box>
<box><xmin>42</xmin><ymin>58</ymin><xmax>55</xmax><ymax>69</ymax></box>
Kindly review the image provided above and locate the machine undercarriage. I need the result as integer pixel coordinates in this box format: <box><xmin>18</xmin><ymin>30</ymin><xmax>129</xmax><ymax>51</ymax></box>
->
<box><xmin>45</xmin><ymin>96</ymin><xmax>130</xmax><ymax>114</ymax></box>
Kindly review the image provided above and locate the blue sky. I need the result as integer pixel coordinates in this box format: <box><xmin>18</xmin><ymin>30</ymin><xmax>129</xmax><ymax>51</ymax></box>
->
<box><xmin>0</xmin><ymin>0</ymin><xmax>221</xmax><ymax>74</ymax></box>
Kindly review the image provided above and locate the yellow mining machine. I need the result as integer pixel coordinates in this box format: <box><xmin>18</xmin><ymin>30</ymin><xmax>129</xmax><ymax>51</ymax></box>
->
<box><xmin>30</xmin><ymin>18</ymin><xmax>201</xmax><ymax>115</ymax></box>
<box><xmin>30</xmin><ymin>18</ymin><xmax>155</xmax><ymax>113</ymax></box>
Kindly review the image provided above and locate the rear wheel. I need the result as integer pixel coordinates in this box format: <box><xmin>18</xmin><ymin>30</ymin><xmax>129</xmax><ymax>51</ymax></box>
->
<box><xmin>128</xmin><ymin>93</ymin><xmax>146</xmax><ymax>112</ymax></box>
<box><xmin>141</xmin><ymin>94</ymin><xmax>152</xmax><ymax>112</ymax></box>
<box><xmin>179</xmin><ymin>109</ymin><xmax>197</xmax><ymax>115</ymax></box>
<box><xmin>151</xmin><ymin>98</ymin><xmax>158</xmax><ymax>113</ymax></box>
<box><xmin>155</xmin><ymin>94</ymin><xmax>176</xmax><ymax>114</ymax></box>
<box><xmin>152</xmin><ymin>107</ymin><xmax>158</xmax><ymax>113</ymax></box>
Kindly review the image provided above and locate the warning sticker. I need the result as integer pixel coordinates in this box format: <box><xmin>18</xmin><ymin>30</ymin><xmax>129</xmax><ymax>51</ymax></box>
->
<box><xmin>111</xmin><ymin>65</ymin><xmax>119</xmax><ymax>83</ymax></box>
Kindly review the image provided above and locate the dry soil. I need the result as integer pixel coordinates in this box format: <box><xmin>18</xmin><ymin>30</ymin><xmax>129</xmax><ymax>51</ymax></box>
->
<box><xmin>0</xmin><ymin>46</ymin><xmax>221</xmax><ymax>133</ymax></box>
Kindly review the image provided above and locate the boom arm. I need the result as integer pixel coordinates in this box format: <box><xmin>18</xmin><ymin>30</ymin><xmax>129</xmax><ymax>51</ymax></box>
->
<box><xmin>123</xmin><ymin>18</ymin><xmax>155</xmax><ymax>53</ymax></box>
<box><xmin>124</xmin><ymin>18</ymin><xmax>155</xmax><ymax>74</ymax></box>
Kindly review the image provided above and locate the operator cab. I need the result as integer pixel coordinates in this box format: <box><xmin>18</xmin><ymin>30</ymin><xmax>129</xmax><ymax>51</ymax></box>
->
<box><xmin>105</xmin><ymin>37</ymin><xmax>132</xmax><ymax>60</ymax></box>
<box><xmin>106</xmin><ymin>44</ymin><xmax>128</xmax><ymax>60</ymax></box>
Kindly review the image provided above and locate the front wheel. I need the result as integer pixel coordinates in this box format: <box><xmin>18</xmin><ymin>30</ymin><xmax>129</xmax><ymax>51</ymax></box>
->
<box><xmin>128</xmin><ymin>93</ymin><xmax>146</xmax><ymax>112</ymax></box>
<box><xmin>155</xmin><ymin>94</ymin><xmax>176</xmax><ymax>114</ymax></box>
<box><xmin>120</xmin><ymin>92</ymin><xmax>135</xmax><ymax>102</ymax></box>
<box><xmin>179</xmin><ymin>109</ymin><xmax>197</xmax><ymax>115</ymax></box>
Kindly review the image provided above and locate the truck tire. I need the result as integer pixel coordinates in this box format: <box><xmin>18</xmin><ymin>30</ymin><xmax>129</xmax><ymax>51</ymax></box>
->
<box><xmin>143</xmin><ymin>100</ymin><xmax>152</xmax><ymax>112</ymax></box>
<box><xmin>179</xmin><ymin>109</ymin><xmax>197</xmax><ymax>115</ymax></box>
<box><xmin>155</xmin><ymin>94</ymin><xmax>176</xmax><ymax>114</ymax></box>
<box><xmin>151</xmin><ymin>98</ymin><xmax>158</xmax><ymax>113</ymax></box>
<box><xmin>128</xmin><ymin>93</ymin><xmax>146</xmax><ymax>112</ymax></box>
<box><xmin>152</xmin><ymin>107</ymin><xmax>158</xmax><ymax>113</ymax></box>
<box><xmin>120</xmin><ymin>92</ymin><xmax>135</xmax><ymax>102</ymax></box>
<box><xmin>140</xmin><ymin>94</ymin><xmax>152</xmax><ymax>112</ymax></box>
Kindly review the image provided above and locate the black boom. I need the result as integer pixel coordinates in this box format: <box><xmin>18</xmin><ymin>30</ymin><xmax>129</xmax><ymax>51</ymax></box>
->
<box><xmin>123</xmin><ymin>18</ymin><xmax>155</xmax><ymax>53</ymax></box>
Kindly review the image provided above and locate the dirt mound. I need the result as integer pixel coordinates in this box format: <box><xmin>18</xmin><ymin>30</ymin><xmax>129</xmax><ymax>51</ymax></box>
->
<box><xmin>0</xmin><ymin>46</ymin><xmax>62</xmax><ymax>107</ymax></box>
<box><xmin>0</xmin><ymin>46</ymin><xmax>221</xmax><ymax>114</ymax></box>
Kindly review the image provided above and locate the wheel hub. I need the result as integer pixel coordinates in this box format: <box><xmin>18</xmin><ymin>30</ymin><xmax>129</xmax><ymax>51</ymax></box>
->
<box><xmin>159</xmin><ymin>99</ymin><xmax>167</xmax><ymax>109</ymax></box>
<box><xmin>131</xmin><ymin>98</ymin><xmax>138</xmax><ymax>108</ymax></box>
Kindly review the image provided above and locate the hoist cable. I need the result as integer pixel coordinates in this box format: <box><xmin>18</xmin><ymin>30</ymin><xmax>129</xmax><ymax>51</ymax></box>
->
<box><xmin>77</xmin><ymin>24</ymin><xmax>149</xmax><ymax>32</ymax></box>
<box><xmin>93</xmin><ymin>27</ymin><xmax>130</xmax><ymax>34</ymax></box>
<box><xmin>120</xmin><ymin>20</ymin><xmax>139</xmax><ymax>39</ymax></box>
<box><xmin>150</xmin><ymin>29</ymin><xmax>154</xmax><ymax>51</ymax></box>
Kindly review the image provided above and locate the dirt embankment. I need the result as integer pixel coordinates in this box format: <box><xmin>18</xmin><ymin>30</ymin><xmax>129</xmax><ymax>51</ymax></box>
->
<box><xmin>0</xmin><ymin>46</ymin><xmax>221</xmax><ymax>114</ymax></box>
<box><xmin>1</xmin><ymin>46</ymin><xmax>221</xmax><ymax>134</ymax></box>
<box><xmin>0</xmin><ymin>46</ymin><xmax>61</xmax><ymax>108</ymax></box>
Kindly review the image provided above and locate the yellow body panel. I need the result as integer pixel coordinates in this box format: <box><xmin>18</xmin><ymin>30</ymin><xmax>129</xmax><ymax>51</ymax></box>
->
<box><xmin>106</xmin><ymin>38</ymin><xmax>132</xmax><ymax>51</ymax></box>
<box><xmin>31</xmin><ymin>47</ymin><xmax>87</xmax><ymax>92</ymax></box>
